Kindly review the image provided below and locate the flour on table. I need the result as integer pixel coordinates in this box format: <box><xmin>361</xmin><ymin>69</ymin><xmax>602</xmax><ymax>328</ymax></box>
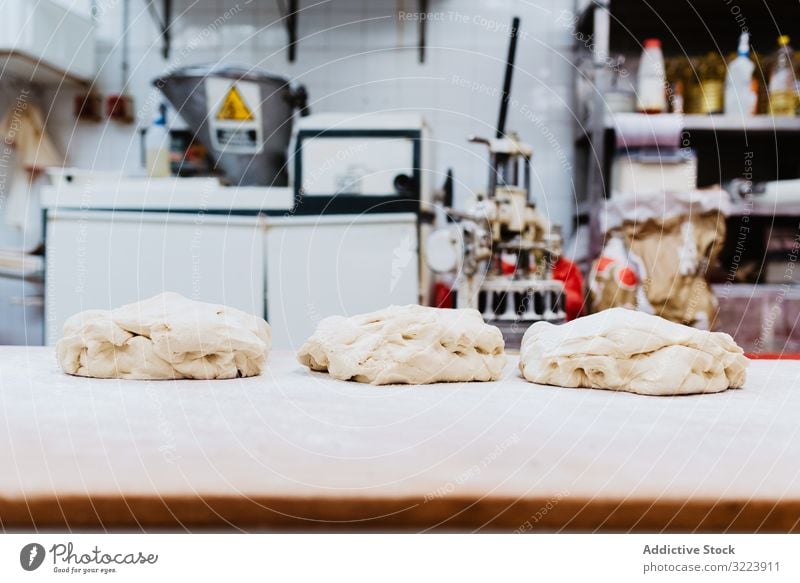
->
<box><xmin>519</xmin><ymin>308</ymin><xmax>747</xmax><ymax>396</ymax></box>
<box><xmin>57</xmin><ymin>292</ymin><xmax>271</xmax><ymax>380</ymax></box>
<box><xmin>297</xmin><ymin>305</ymin><xmax>507</xmax><ymax>385</ymax></box>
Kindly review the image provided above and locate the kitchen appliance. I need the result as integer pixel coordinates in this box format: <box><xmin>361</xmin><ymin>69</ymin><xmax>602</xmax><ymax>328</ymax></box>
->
<box><xmin>425</xmin><ymin>17</ymin><xmax>565</xmax><ymax>346</ymax></box>
<box><xmin>155</xmin><ymin>65</ymin><xmax>308</xmax><ymax>187</ymax></box>
<box><xmin>290</xmin><ymin>113</ymin><xmax>432</xmax><ymax>215</ymax></box>
<box><xmin>427</xmin><ymin>134</ymin><xmax>565</xmax><ymax>346</ymax></box>
<box><xmin>290</xmin><ymin>113</ymin><xmax>434</xmax><ymax>304</ymax></box>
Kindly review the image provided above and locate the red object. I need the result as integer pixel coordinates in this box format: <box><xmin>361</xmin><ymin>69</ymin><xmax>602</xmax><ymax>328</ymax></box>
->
<box><xmin>74</xmin><ymin>93</ymin><xmax>102</xmax><ymax>122</ymax></box>
<box><xmin>595</xmin><ymin>253</ymin><xmax>639</xmax><ymax>290</ymax></box>
<box><xmin>501</xmin><ymin>255</ymin><xmax>516</xmax><ymax>276</ymax></box>
<box><xmin>595</xmin><ymin>256</ymin><xmax>614</xmax><ymax>273</ymax></box>
<box><xmin>552</xmin><ymin>257</ymin><xmax>585</xmax><ymax>321</ymax></box>
<box><xmin>644</xmin><ymin>38</ymin><xmax>661</xmax><ymax>49</ymax></box>
<box><xmin>617</xmin><ymin>266</ymin><xmax>638</xmax><ymax>289</ymax></box>
<box><xmin>106</xmin><ymin>94</ymin><xmax>134</xmax><ymax>123</ymax></box>
<box><xmin>433</xmin><ymin>281</ymin><xmax>454</xmax><ymax>309</ymax></box>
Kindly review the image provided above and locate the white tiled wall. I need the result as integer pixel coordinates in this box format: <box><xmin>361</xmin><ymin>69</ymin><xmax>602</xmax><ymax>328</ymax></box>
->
<box><xmin>49</xmin><ymin>0</ymin><xmax>578</xmax><ymax>234</ymax></box>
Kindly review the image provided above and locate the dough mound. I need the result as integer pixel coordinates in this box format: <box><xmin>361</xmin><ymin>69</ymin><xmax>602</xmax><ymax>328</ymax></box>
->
<box><xmin>297</xmin><ymin>305</ymin><xmax>507</xmax><ymax>385</ymax></box>
<box><xmin>519</xmin><ymin>308</ymin><xmax>747</xmax><ymax>396</ymax></box>
<box><xmin>57</xmin><ymin>293</ymin><xmax>271</xmax><ymax>380</ymax></box>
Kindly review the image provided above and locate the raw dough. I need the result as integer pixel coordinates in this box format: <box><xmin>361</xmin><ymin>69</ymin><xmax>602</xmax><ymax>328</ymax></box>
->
<box><xmin>57</xmin><ymin>293</ymin><xmax>271</xmax><ymax>380</ymax></box>
<box><xmin>519</xmin><ymin>308</ymin><xmax>747</xmax><ymax>396</ymax></box>
<box><xmin>297</xmin><ymin>305</ymin><xmax>506</xmax><ymax>385</ymax></box>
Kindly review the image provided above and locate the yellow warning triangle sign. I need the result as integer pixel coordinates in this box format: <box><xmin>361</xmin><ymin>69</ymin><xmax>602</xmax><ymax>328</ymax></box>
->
<box><xmin>216</xmin><ymin>85</ymin><xmax>254</xmax><ymax>121</ymax></box>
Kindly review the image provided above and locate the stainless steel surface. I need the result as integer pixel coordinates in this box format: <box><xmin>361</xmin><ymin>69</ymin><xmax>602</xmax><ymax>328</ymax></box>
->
<box><xmin>155</xmin><ymin>64</ymin><xmax>305</xmax><ymax>186</ymax></box>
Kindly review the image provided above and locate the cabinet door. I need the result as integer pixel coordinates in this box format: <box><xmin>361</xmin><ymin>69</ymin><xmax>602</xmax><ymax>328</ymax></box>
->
<box><xmin>0</xmin><ymin>276</ymin><xmax>44</xmax><ymax>346</ymax></box>
<box><xmin>45</xmin><ymin>211</ymin><xmax>264</xmax><ymax>345</ymax></box>
<box><xmin>265</xmin><ymin>214</ymin><xmax>419</xmax><ymax>350</ymax></box>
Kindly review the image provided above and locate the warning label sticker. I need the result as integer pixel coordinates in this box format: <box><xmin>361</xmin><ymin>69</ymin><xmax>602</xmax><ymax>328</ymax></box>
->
<box><xmin>216</xmin><ymin>85</ymin><xmax>255</xmax><ymax>121</ymax></box>
<box><xmin>205</xmin><ymin>78</ymin><xmax>263</xmax><ymax>154</ymax></box>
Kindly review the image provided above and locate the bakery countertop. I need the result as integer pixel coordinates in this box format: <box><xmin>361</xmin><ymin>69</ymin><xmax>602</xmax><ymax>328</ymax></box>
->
<box><xmin>1</xmin><ymin>348</ymin><xmax>798</xmax><ymax>532</ymax></box>
<box><xmin>41</xmin><ymin>176</ymin><xmax>293</xmax><ymax>213</ymax></box>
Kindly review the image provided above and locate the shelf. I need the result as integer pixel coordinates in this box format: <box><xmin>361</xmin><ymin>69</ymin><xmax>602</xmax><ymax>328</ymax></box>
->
<box><xmin>730</xmin><ymin>207</ymin><xmax>800</xmax><ymax>217</ymax></box>
<box><xmin>602</xmin><ymin>113</ymin><xmax>800</xmax><ymax>133</ymax></box>
<box><xmin>573</xmin><ymin>0</ymin><xmax>800</xmax><ymax>259</ymax></box>
<box><xmin>0</xmin><ymin>52</ymin><xmax>91</xmax><ymax>87</ymax></box>
<box><xmin>574</xmin><ymin>198</ymin><xmax>800</xmax><ymax>219</ymax></box>
<box><xmin>729</xmin><ymin>203</ymin><xmax>800</xmax><ymax>217</ymax></box>
<box><xmin>576</xmin><ymin>113</ymin><xmax>800</xmax><ymax>146</ymax></box>
<box><xmin>576</xmin><ymin>0</ymin><xmax>800</xmax><ymax>58</ymax></box>
<box><xmin>670</xmin><ymin>115</ymin><xmax>800</xmax><ymax>133</ymax></box>
<box><xmin>712</xmin><ymin>283</ymin><xmax>800</xmax><ymax>300</ymax></box>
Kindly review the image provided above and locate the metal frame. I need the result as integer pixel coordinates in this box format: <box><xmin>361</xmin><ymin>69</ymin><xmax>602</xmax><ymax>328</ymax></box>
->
<box><xmin>586</xmin><ymin>0</ymin><xmax>611</xmax><ymax>259</ymax></box>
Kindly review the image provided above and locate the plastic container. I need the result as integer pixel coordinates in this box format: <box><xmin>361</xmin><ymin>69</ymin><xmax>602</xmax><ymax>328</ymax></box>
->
<box><xmin>637</xmin><ymin>39</ymin><xmax>667</xmax><ymax>113</ymax></box>
<box><xmin>145</xmin><ymin>114</ymin><xmax>170</xmax><ymax>178</ymax></box>
<box><xmin>768</xmin><ymin>35</ymin><xmax>796</xmax><ymax>116</ymax></box>
<box><xmin>725</xmin><ymin>32</ymin><xmax>757</xmax><ymax>117</ymax></box>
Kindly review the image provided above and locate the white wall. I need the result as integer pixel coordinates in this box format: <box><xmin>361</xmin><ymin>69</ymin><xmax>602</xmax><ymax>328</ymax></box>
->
<box><xmin>47</xmin><ymin>0</ymin><xmax>578</xmax><ymax>234</ymax></box>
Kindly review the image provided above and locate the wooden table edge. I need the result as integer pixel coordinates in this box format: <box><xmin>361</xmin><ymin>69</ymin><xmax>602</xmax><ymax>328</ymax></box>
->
<box><xmin>2</xmin><ymin>494</ymin><xmax>798</xmax><ymax>533</ymax></box>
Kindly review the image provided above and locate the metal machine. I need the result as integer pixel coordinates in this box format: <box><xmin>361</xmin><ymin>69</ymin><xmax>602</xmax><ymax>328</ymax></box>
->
<box><xmin>425</xmin><ymin>17</ymin><xmax>565</xmax><ymax>346</ymax></box>
<box><xmin>290</xmin><ymin>112</ymin><xmax>431</xmax><ymax>216</ymax></box>
<box><xmin>427</xmin><ymin>132</ymin><xmax>566</xmax><ymax>346</ymax></box>
<box><xmin>155</xmin><ymin>65</ymin><xmax>308</xmax><ymax>186</ymax></box>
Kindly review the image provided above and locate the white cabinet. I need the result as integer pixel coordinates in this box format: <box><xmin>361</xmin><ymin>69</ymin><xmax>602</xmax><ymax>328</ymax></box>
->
<box><xmin>45</xmin><ymin>211</ymin><xmax>265</xmax><ymax>344</ymax></box>
<box><xmin>0</xmin><ymin>0</ymin><xmax>95</xmax><ymax>84</ymax></box>
<box><xmin>0</xmin><ymin>274</ymin><xmax>44</xmax><ymax>345</ymax></box>
<box><xmin>265</xmin><ymin>214</ymin><xmax>419</xmax><ymax>350</ymax></box>
<box><xmin>45</xmin><ymin>209</ymin><xmax>420</xmax><ymax>348</ymax></box>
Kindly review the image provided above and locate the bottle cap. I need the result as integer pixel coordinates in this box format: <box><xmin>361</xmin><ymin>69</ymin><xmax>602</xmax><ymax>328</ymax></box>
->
<box><xmin>644</xmin><ymin>38</ymin><xmax>661</xmax><ymax>49</ymax></box>
<box><xmin>778</xmin><ymin>35</ymin><xmax>790</xmax><ymax>46</ymax></box>
<box><xmin>738</xmin><ymin>31</ymin><xmax>750</xmax><ymax>56</ymax></box>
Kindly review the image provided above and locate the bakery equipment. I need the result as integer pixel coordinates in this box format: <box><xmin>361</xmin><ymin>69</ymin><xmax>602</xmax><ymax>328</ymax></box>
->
<box><xmin>290</xmin><ymin>113</ymin><xmax>432</xmax><ymax>215</ymax></box>
<box><xmin>155</xmin><ymin>65</ymin><xmax>308</xmax><ymax>186</ymax></box>
<box><xmin>289</xmin><ymin>112</ymin><xmax>433</xmax><ymax>306</ymax></box>
<box><xmin>426</xmin><ymin>133</ymin><xmax>565</xmax><ymax>345</ymax></box>
<box><xmin>425</xmin><ymin>17</ymin><xmax>565</xmax><ymax>346</ymax></box>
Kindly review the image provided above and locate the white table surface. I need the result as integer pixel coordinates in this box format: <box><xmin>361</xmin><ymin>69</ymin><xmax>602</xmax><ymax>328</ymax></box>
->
<box><xmin>1</xmin><ymin>348</ymin><xmax>798</xmax><ymax>532</ymax></box>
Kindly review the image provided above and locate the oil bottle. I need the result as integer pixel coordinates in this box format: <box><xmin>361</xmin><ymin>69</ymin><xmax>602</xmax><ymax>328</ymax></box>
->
<box><xmin>768</xmin><ymin>35</ymin><xmax>796</xmax><ymax>116</ymax></box>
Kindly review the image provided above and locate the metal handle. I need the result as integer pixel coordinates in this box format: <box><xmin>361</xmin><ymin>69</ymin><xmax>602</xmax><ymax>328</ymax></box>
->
<box><xmin>288</xmin><ymin>85</ymin><xmax>310</xmax><ymax>117</ymax></box>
